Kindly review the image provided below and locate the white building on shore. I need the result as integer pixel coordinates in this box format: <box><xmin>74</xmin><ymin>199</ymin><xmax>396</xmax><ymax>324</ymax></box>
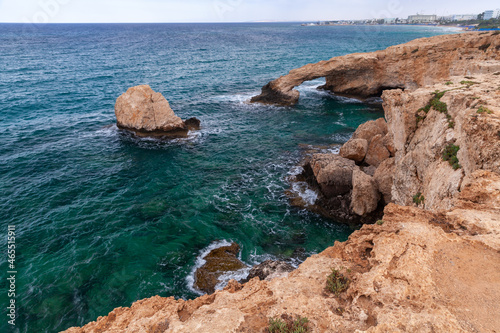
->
<box><xmin>408</xmin><ymin>14</ymin><xmax>437</xmax><ymax>23</ymax></box>
<box><xmin>483</xmin><ymin>10</ymin><xmax>494</xmax><ymax>20</ymax></box>
<box><xmin>452</xmin><ymin>14</ymin><xmax>477</xmax><ymax>21</ymax></box>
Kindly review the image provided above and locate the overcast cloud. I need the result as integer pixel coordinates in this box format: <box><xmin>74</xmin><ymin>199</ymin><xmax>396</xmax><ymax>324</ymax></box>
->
<box><xmin>0</xmin><ymin>0</ymin><xmax>498</xmax><ymax>23</ymax></box>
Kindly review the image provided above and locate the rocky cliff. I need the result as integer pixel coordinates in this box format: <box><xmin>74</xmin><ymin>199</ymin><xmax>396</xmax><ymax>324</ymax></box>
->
<box><xmin>64</xmin><ymin>32</ymin><xmax>500</xmax><ymax>333</ymax></box>
<box><xmin>251</xmin><ymin>32</ymin><xmax>500</xmax><ymax>106</ymax></box>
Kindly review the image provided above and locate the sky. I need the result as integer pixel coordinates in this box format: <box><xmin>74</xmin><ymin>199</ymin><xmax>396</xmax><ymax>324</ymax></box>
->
<box><xmin>0</xmin><ymin>0</ymin><xmax>498</xmax><ymax>23</ymax></box>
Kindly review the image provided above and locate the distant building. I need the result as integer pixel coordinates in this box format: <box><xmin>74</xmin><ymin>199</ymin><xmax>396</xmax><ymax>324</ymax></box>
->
<box><xmin>494</xmin><ymin>9</ymin><xmax>500</xmax><ymax>18</ymax></box>
<box><xmin>384</xmin><ymin>18</ymin><xmax>397</xmax><ymax>24</ymax></box>
<box><xmin>408</xmin><ymin>14</ymin><xmax>437</xmax><ymax>23</ymax></box>
<box><xmin>483</xmin><ymin>10</ymin><xmax>494</xmax><ymax>20</ymax></box>
<box><xmin>439</xmin><ymin>15</ymin><xmax>454</xmax><ymax>22</ymax></box>
<box><xmin>452</xmin><ymin>14</ymin><xmax>477</xmax><ymax>21</ymax></box>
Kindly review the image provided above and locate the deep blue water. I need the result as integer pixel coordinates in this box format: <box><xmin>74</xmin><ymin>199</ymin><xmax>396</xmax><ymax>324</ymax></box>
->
<box><xmin>0</xmin><ymin>23</ymin><xmax>459</xmax><ymax>332</ymax></box>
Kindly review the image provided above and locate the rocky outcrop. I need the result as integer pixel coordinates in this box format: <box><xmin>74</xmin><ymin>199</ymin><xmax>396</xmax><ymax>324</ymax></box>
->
<box><xmin>194</xmin><ymin>242</ymin><xmax>247</xmax><ymax>294</ymax></box>
<box><xmin>351</xmin><ymin>169</ymin><xmax>380</xmax><ymax>216</ymax></box>
<box><xmin>241</xmin><ymin>260</ymin><xmax>295</xmax><ymax>283</ymax></box>
<box><xmin>384</xmin><ymin>74</ymin><xmax>500</xmax><ymax>211</ymax></box>
<box><xmin>251</xmin><ymin>32</ymin><xmax>500</xmax><ymax>105</ymax></box>
<box><xmin>115</xmin><ymin>85</ymin><xmax>200</xmax><ymax>137</ymax></box>
<box><xmin>339</xmin><ymin>138</ymin><xmax>368</xmax><ymax>162</ymax></box>
<box><xmin>305</xmin><ymin>154</ymin><xmax>356</xmax><ymax>197</ymax></box>
<box><xmin>373</xmin><ymin>158</ymin><xmax>395</xmax><ymax>204</ymax></box>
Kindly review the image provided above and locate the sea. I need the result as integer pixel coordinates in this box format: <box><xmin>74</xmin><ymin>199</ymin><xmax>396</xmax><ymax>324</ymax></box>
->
<box><xmin>0</xmin><ymin>23</ymin><xmax>459</xmax><ymax>332</ymax></box>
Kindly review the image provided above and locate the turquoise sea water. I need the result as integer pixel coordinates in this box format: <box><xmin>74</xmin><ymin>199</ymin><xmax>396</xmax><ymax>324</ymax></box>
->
<box><xmin>0</xmin><ymin>23</ymin><xmax>458</xmax><ymax>332</ymax></box>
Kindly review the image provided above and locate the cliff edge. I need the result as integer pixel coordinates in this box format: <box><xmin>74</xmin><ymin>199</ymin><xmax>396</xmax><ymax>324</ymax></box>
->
<box><xmin>64</xmin><ymin>32</ymin><xmax>500</xmax><ymax>333</ymax></box>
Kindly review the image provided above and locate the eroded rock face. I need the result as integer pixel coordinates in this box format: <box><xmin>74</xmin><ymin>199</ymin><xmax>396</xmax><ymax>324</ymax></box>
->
<box><xmin>241</xmin><ymin>260</ymin><xmax>295</xmax><ymax>283</ymax></box>
<box><xmin>352</xmin><ymin>120</ymin><xmax>385</xmax><ymax>143</ymax></box>
<box><xmin>115</xmin><ymin>85</ymin><xmax>200</xmax><ymax>137</ymax></box>
<box><xmin>251</xmin><ymin>32</ymin><xmax>500</xmax><ymax>106</ymax></box>
<box><xmin>384</xmin><ymin>73</ymin><xmax>500</xmax><ymax>210</ymax></box>
<box><xmin>374</xmin><ymin>157</ymin><xmax>395</xmax><ymax>204</ymax></box>
<box><xmin>351</xmin><ymin>169</ymin><xmax>380</xmax><ymax>216</ymax></box>
<box><xmin>194</xmin><ymin>242</ymin><xmax>247</xmax><ymax>294</ymax></box>
<box><xmin>364</xmin><ymin>134</ymin><xmax>391</xmax><ymax>167</ymax></box>
<box><xmin>339</xmin><ymin>138</ymin><xmax>368</xmax><ymax>162</ymax></box>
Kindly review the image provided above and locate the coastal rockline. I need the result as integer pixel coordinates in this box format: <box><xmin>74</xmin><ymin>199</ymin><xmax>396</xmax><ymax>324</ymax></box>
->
<box><xmin>251</xmin><ymin>32</ymin><xmax>500</xmax><ymax>106</ymax></box>
<box><xmin>64</xmin><ymin>31</ymin><xmax>500</xmax><ymax>332</ymax></box>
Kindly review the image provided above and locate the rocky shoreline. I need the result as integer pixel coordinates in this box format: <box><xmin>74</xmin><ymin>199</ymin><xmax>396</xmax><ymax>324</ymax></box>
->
<box><xmin>64</xmin><ymin>32</ymin><xmax>500</xmax><ymax>332</ymax></box>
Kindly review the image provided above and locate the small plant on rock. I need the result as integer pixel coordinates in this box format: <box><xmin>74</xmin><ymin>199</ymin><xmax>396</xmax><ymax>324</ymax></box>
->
<box><xmin>460</xmin><ymin>80</ymin><xmax>478</xmax><ymax>88</ymax></box>
<box><xmin>326</xmin><ymin>268</ymin><xmax>350</xmax><ymax>296</ymax></box>
<box><xmin>413</xmin><ymin>192</ymin><xmax>425</xmax><ymax>206</ymax></box>
<box><xmin>445</xmin><ymin>81</ymin><xmax>453</xmax><ymax>85</ymax></box>
<box><xmin>442</xmin><ymin>144</ymin><xmax>461</xmax><ymax>170</ymax></box>
<box><xmin>477</xmin><ymin>106</ymin><xmax>493</xmax><ymax>114</ymax></box>
<box><xmin>267</xmin><ymin>314</ymin><xmax>310</xmax><ymax>333</ymax></box>
<box><xmin>376</xmin><ymin>220</ymin><xmax>385</xmax><ymax>225</ymax></box>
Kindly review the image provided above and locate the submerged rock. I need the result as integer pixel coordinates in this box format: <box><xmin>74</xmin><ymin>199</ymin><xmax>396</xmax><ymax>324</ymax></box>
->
<box><xmin>115</xmin><ymin>85</ymin><xmax>200</xmax><ymax>138</ymax></box>
<box><xmin>194</xmin><ymin>242</ymin><xmax>247</xmax><ymax>294</ymax></box>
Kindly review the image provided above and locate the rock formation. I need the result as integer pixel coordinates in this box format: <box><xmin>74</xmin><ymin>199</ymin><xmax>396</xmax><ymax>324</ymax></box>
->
<box><xmin>241</xmin><ymin>260</ymin><xmax>295</xmax><ymax>283</ymax></box>
<box><xmin>115</xmin><ymin>85</ymin><xmax>200</xmax><ymax>137</ymax></box>
<box><xmin>194</xmin><ymin>242</ymin><xmax>247</xmax><ymax>294</ymax></box>
<box><xmin>251</xmin><ymin>32</ymin><xmax>500</xmax><ymax>105</ymax></box>
<box><xmin>64</xmin><ymin>32</ymin><xmax>500</xmax><ymax>333</ymax></box>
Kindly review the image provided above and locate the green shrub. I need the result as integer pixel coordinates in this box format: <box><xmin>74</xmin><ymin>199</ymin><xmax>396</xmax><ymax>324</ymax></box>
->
<box><xmin>412</xmin><ymin>192</ymin><xmax>425</xmax><ymax>206</ymax></box>
<box><xmin>416</xmin><ymin>90</ymin><xmax>453</xmax><ymax>128</ymax></box>
<box><xmin>442</xmin><ymin>144</ymin><xmax>461</xmax><ymax>170</ymax></box>
<box><xmin>477</xmin><ymin>106</ymin><xmax>493</xmax><ymax>114</ymax></box>
<box><xmin>445</xmin><ymin>81</ymin><xmax>453</xmax><ymax>85</ymax></box>
<box><xmin>376</xmin><ymin>220</ymin><xmax>385</xmax><ymax>225</ymax></box>
<box><xmin>460</xmin><ymin>80</ymin><xmax>478</xmax><ymax>87</ymax></box>
<box><xmin>326</xmin><ymin>268</ymin><xmax>350</xmax><ymax>296</ymax></box>
<box><xmin>268</xmin><ymin>315</ymin><xmax>310</xmax><ymax>333</ymax></box>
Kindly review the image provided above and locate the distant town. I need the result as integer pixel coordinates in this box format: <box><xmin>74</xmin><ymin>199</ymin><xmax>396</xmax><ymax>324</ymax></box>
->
<box><xmin>302</xmin><ymin>9</ymin><xmax>500</xmax><ymax>30</ymax></box>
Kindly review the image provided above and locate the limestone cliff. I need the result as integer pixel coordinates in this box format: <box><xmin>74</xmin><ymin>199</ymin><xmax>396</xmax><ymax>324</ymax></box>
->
<box><xmin>64</xmin><ymin>32</ymin><xmax>500</xmax><ymax>333</ymax></box>
<box><xmin>251</xmin><ymin>32</ymin><xmax>500</xmax><ymax>105</ymax></box>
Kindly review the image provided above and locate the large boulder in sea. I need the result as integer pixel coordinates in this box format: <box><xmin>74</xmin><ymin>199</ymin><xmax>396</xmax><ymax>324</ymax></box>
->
<box><xmin>115</xmin><ymin>85</ymin><xmax>200</xmax><ymax>137</ymax></box>
<box><xmin>194</xmin><ymin>242</ymin><xmax>248</xmax><ymax>294</ymax></box>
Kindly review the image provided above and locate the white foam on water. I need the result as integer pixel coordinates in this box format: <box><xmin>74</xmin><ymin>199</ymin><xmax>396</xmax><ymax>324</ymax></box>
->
<box><xmin>214</xmin><ymin>267</ymin><xmax>252</xmax><ymax>291</ymax></box>
<box><xmin>291</xmin><ymin>181</ymin><xmax>318</xmax><ymax>206</ymax></box>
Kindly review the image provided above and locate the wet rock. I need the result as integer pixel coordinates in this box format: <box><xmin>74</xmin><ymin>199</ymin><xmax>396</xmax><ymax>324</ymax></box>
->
<box><xmin>241</xmin><ymin>260</ymin><xmax>295</xmax><ymax>283</ymax></box>
<box><xmin>365</xmin><ymin>134</ymin><xmax>391</xmax><ymax>167</ymax></box>
<box><xmin>184</xmin><ymin>117</ymin><xmax>201</xmax><ymax>131</ymax></box>
<box><xmin>194</xmin><ymin>242</ymin><xmax>248</xmax><ymax>294</ymax></box>
<box><xmin>374</xmin><ymin>158</ymin><xmax>395</xmax><ymax>204</ymax></box>
<box><xmin>339</xmin><ymin>138</ymin><xmax>369</xmax><ymax>162</ymax></box>
<box><xmin>351</xmin><ymin>169</ymin><xmax>380</xmax><ymax>216</ymax></box>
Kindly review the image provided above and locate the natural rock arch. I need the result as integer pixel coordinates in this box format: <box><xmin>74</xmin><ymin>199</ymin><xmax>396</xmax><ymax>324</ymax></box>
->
<box><xmin>251</xmin><ymin>32</ymin><xmax>500</xmax><ymax>106</ymax></box>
